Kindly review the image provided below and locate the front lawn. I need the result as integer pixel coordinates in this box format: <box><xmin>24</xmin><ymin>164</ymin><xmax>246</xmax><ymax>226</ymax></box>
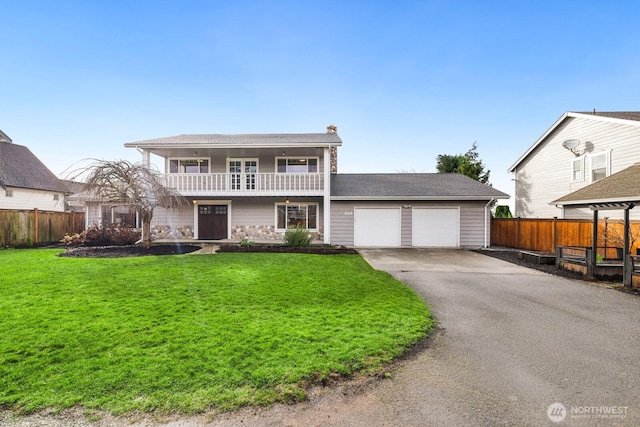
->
<box><xmin>0</xmin><ymin>249</ymin><xmax>431</xmax><ymax>415</ymax></box>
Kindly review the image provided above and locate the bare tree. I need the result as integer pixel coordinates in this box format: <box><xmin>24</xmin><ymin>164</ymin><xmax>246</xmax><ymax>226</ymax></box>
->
<box><xmin>76</xmin><ymin>160</ymin><xmax>188</xmax><ymax>248</ymax></box>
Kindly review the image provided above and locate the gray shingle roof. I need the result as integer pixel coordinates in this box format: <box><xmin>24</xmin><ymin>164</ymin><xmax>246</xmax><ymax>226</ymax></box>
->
<box><xmin>553</xmin><ymin>163</ymin><xmax>640</xmax><ymax>206</ymax></box>
<box><xmin>575</xmin><ymin>111</ymin><xmax>640</xmax><ymax>122</ymax></box>
<box><xmin>125</xmin><ymin>133</ymin><xmax>342</xmax><ymax>147</ymax></box>
<box><xmin>0</xmin><ymin>141</ymin><xmax>67</xmax><ymax>192</ymax></box>
<box><xmin>331</xmin><ymin>173</ymin><xmax>509</xmax><ymax>199</ymax></box>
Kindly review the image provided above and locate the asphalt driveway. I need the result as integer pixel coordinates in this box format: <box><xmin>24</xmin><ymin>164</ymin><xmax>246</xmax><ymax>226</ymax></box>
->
<box><xmin>4</xmin><ymin>249</ymin><xmax>640</xmax><ymax>427</ymax></box>
<box><xmin>356</xmin><ymin>248</ymin><xmax>640</xmax><ymax>426</ymax></box>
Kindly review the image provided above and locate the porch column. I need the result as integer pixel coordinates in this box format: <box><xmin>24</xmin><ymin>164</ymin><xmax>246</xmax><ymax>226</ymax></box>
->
<box><xmin>141</xmin><ymin>149</ymin><xmax>151</xmax><ymax>167</ymax></box>
<box><xmin>323</xmin><ymin>147</ymin><xmax>331</xmax><ymax>244</ymax></box>
<box><xmin>623</xmin><ymin>207</ymin><xmax>632</xmax><ymax>287</ymax></box>
<box><xmin>589</xmin><ymin>209</ymin><xmax>598</xmax><ymax>280</ymax></box>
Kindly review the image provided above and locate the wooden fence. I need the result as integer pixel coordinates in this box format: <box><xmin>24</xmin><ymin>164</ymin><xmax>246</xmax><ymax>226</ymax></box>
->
<box><xmin>0</xmin><ymin>209</ymin><xmax>85</xmax><ymax>247</ymax></box>
<box><xmin>491</xmin><ymin>217</ymin><xmax>640</xmax><ymax>255</ymax></box>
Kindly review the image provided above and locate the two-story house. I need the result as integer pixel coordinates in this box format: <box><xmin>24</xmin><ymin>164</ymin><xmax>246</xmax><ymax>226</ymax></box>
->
<box><xmin>0</xmin><ymin>130</ymin><xmax>68</xmax><ymax>212</ymax></box>
<box><xmin>508</xmin><ymin>111</ymin><xmax>640</xmax><ymax>219</ymax></box>
<box><xmin>83</xmin><ymin>126</ymin><xmax>509</xmax><ymax>248</ymax></box>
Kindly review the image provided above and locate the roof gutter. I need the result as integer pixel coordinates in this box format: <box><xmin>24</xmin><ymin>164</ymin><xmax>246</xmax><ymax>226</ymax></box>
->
<box><xmin>330</xmin><ymin>195</ymin><xmax>509</xmax><ymax>201</ymax></box>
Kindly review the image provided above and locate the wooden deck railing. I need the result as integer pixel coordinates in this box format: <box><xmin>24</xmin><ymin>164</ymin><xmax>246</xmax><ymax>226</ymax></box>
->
<box><xmin>164</xmin><ymin>173</ymin><xmax>324</xmax><ymax>195</ymax></box>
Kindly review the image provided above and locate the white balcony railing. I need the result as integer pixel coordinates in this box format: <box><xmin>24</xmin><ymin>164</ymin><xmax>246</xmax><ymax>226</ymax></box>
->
<box><xmin>164</xmin><ymin>173</ymin><xmax>325</xmax><ymax>195</ymax></box>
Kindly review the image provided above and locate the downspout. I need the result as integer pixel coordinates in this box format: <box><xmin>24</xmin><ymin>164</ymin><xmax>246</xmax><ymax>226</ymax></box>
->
<box><xmin>484</xmin><ymin>198</ymin><xmax>495</xmax><ymax>248</ymax></box>
<box><xmin>323</xmin><ymin>147</ymin><xmax>331</xmax><ymax>244</ymax></box>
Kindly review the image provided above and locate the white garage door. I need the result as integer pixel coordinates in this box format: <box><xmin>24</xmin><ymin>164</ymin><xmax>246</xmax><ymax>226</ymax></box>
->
<box><xmin>412</xmin><ymin>207</ymin><xmax>459</xmax><ymax>247</ymax></box>
<box><xmin>354</xmin><ymin>207</ymin><xmax>401</xmax><ymax>247</ymax></box>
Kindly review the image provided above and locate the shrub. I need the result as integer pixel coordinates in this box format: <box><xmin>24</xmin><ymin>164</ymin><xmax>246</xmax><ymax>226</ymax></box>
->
<box><xmin>60</xmin><ymin>232</ymin><xmax>86</xmax><ymax>246</ymax></box>
<box><xmin>283</xmin><ymin>226</ymin><xmax>313</xmax><ymax>247</ymax></box>
<box><xmin>239</xmin><ymin>238</ymin><xmax>255</xmax><ymax>247</ymax></box>
<box><xmin>83</xmin><ymin>224</ymin><xmax>141</xmax><ymax>246</ymax></box>
<box><xmin>109</xmin><ymin>227</ymin><xmax>142</xmax><ymax>246</ymax></box>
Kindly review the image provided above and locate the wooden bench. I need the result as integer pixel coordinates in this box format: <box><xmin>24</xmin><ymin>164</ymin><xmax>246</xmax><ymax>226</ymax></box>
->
<box><xmin>518</xmin><ymin>250</ymin><xmax>556</xmax><ymax>265</ymax></box>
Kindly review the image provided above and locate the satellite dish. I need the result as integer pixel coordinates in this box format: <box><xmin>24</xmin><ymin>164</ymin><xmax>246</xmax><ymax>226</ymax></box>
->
<box><xmin>562</xmin><ymin>139</ymin><xmax>580</xmax><ymax>150</ymax></box>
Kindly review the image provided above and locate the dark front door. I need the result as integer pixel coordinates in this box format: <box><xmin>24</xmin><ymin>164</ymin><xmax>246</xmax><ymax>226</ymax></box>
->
<box><xmin>198</xmin><ymin>205</ymin><xmax>228</xmax><ymax>239</ymax></box>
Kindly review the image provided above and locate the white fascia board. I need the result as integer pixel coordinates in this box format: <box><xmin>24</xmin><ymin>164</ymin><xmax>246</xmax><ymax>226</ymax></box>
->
<box><xmin>124</xmin><ymin>142</ymin><xmax>341</xmax><ymax>149</ymax></box>
<box><xmin>331</xmin><ymin>195</ymin><xmax>509</xmax><ymax>201</ymax></box>
<box><xmin>550</xmin><ymin>196</ymin><xmax>640</xmax><ymax>206</ymax></box>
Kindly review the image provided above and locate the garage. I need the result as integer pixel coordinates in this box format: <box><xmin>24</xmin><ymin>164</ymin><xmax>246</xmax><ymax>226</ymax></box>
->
<box><xmin>412</xmin><ymin>207</ymin><xmax>459</xmax><ymax>247</ymax></box>
<box><xmin>354</xmin><ymin>207</ymin><xmax>401</xmax><ymax>247</ymax></box>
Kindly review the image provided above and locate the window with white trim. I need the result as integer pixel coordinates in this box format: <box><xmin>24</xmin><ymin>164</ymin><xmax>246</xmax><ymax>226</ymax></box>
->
<box><xmin>5</xmin><ymin>189</ymin><xmax>13</xmax><ymax>197</ymax></box>
<box><xmin>590</xmin><ymin>151</ymin><xmax>610</xmax><ymax>182</ymax></box>
<box><xmin>168</xmin><ymin>158</ymin><xmax>210</xmax><ymax>173</ymax></box>
<box><xmin>276</xmin><ymin>203</ymin><xmax>318</xmax><ymax>230</ymax></box>
<box><xmin>276</xmin><ymin>157</ymin><xmax>318</xmax><ymax>173</ymax></box>
<box><xmin>571</xmin><ymin>157</ymin><xmax>584</xmax><ymax>182</ymax></box>
<box><xmin>228</xmin><ymin>158</ymin><xmax>258</xmax><ymax>190</ymax></box>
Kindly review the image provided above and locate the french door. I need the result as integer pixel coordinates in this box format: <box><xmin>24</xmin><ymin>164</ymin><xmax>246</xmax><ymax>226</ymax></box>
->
<box><xmin>228</xmin><ymin>159</ymin><xmax>258</xmax><ymax>190</ymax></box>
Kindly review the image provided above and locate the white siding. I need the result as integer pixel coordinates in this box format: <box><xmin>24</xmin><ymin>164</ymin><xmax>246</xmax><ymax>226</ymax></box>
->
<box><xmin>515</xmin><ymin>116</ymin><xmax>640</xmax><ymax>219</ymax></box>
<box><xmin>151</xmin><ymin>206</ymin><xmax>193</xmax><ymax>227</ymax></box>
<box><xmin>0</xmin><ymin>187</ymin><xmax>65</xmax><ymax>212</ymax></box>
<box><xmin>167</xmin><ymin>150</ymin><xmax>326</xmax><ymax>174</ymax></box>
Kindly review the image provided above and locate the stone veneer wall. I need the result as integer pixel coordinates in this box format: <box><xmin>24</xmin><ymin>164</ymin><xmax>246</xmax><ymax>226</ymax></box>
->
<box><xmin>149</xmin><ymin>224</ymin><xmax>323</xmax><ymax>241</ymax></box>
<box><xmin>232</xmin><ymin>225</ymin><xmax>323</xmax><ymax>241</ymax></box>
<box><xmin>151</xmin><ymin>225</ymin><xmax>194</xmax><ymax>240</ymax></box>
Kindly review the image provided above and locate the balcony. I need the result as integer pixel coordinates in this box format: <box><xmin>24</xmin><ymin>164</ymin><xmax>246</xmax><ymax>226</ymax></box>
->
<box><xmin>164</xmin><ymin>173</ymin><xmax>325</xmax><ymax>196</ymax></box>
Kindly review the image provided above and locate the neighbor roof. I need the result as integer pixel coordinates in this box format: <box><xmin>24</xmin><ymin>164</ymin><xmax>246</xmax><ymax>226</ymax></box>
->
<box><xmin>331</xmin><ymin>173</ymin><xmax>509</xmax><ymax>200</ymax></box>
<box><xmin>0</xmin><ymin>141</ymin><xmax>67</xmax><ymax>192</ymax></box>
<box><xmin>552</xmin><ymin>163</ymin><xmax>640</xmax><ymax>206</ymax></box>
<box><xmin>508</xmin><ymin>111</ymin><xmax>640</xmax><ymax>172</ymax></box>
<box><xmin>125</xmin><ymin>133</ymin><xmax>343</xmax><ymax>149</ymax></box>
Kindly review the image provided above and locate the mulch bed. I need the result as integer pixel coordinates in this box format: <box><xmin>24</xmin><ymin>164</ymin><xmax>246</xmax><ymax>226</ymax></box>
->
<box><xmin>56</xmin><ymin>244</ymin><xmax>357</xmax><ymax>258</ymax></box>
<box><xmin>475</xmin><ymin>249</ymin><xmax>640</xmax><ymax>296</ymax></box>
<box><xmin>473</xmin><ymin>249</ymin><xmax>588</xmax><ymax>281</ymax></box>
<box><xmin>218</xmin><ymin>244</ymin><xmax>358</xmax><ymax>255</ymax></box>
<box><xmin>58</xmin><ymin>245</ymin><xmax>202</xmax><ymax>258</ymax></box>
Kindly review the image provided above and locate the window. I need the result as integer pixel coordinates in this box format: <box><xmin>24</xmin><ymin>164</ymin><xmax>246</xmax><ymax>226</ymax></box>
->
<box><xmin>276</xmin><ymin>203</ymin><xmax>318</xmax><ymax>230</ymax></box>
<box><xmin>5</xmin><ymin>189</ymin><xmax>13</xmax><ymax>197</ymax></box>
<box><xmin>228</xmin><ymin>159</ymin><xmax>258</xmax><ymax>190</ymax></box>
<box><xmin>101</xmin><ymin>205</ymin><xmax>137</xmax><ymax>226</ymax></box>
<box><xmin>571</xmin><ymin>157</ymin><xmax>584</xmax><ymax>182</ymax></box>
<box><xmin>590</xmin><ymin>151</ymin><xmax>610</xmax><ymax>182</ymax></box>
<box><xmin>276</xmin><ymin>157</ymin><xmax>318</xmax><ymax>173</ymax></box>
<box><xmin>169</xmin><ymin>158</ymin><xmax>209</xmax><ymax>173</ymax></box>
<box><xmin>53</xmin><ymin>194</ymin><xmax>60</xmax><ymax>201</ymax></box>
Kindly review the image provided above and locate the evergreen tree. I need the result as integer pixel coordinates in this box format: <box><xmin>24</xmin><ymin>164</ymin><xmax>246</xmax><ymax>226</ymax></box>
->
<box><xmin>436</xmin><ymin>142</ymin><xmax>490</xmax><ymax>184</ymax></box>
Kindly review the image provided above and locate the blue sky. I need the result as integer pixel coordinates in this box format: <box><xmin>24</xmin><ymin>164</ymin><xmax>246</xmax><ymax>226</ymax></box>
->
<box><xmin>2</xmin><ymin>1</ymin><xmax>639</xmax><ymax>206</ymax></box>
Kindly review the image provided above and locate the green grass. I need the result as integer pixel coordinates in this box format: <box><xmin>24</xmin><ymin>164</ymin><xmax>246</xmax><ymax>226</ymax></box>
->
<box><xmin>0</xmin><ymin>249</ymin><xmax>432</xmax><ymax>415</ymax></box>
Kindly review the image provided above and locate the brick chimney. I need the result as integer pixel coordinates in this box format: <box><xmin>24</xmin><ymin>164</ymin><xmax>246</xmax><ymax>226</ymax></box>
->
<box><xmin>326</xmin><ymin>124</ymin><xmax>338</xmax><ymax>173</ymax></box>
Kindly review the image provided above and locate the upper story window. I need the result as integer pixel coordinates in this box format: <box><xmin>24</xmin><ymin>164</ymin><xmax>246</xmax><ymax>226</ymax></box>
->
<box><xmin>571</xmin><ymin>157</ymin><xmax>584</xmax><ymax>182</ymax></box>
<box><xmin>276</xmin><ymin>157</ymin><xmax>318</xmax><ymax>173</ymax></box>
<box><xmin>590</xmin><ymin>151</ymin><xmax>610</xmax><ymax>182</ymax></box>
<box><xmin>5</xmin><ymin>189</ymin><xmax>13</xmax><ymax>197</ymax></box>
<box><xmin>53</xmin><ymin>194</ymin><xmax>60</xmax><ymax>201</ymax></box>
<box><xmin>169</xmin><ymin>158</ymin><xmax>209</xmax><ymax>173</ymax></box>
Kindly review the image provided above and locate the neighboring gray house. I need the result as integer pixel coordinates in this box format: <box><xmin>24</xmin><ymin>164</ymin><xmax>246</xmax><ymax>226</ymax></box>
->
<box><xmin>0</xmin><ymin>130</ymin><xmax>68</xmax><ymax>212</ymax></box>
<box><xmin>107</xmin><ymin>126</ymin><xmax>508</xmax><ymax>248</ymax></box>
<box><xmin>509</xmin><ymin>111</ymin><xmax>640</xmax><ymax>219</ymax></box>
